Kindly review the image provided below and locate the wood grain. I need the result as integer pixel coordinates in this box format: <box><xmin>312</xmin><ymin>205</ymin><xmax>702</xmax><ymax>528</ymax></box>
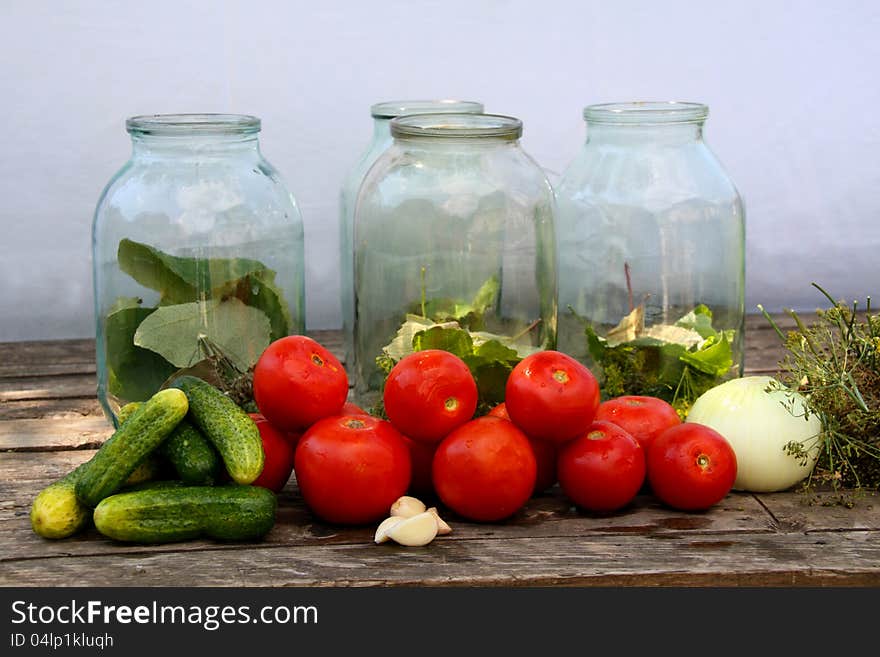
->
<box><xmin>3</xmin><ymin>530</ymin><xmax>878</xmax><ymax>587</ymax></box>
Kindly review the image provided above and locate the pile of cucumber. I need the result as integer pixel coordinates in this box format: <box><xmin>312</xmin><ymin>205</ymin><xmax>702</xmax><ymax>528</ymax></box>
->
<box><xmin>30</xmin><ymin>376</ymin><xmax>277</xmax><ymax>544</ymax></box>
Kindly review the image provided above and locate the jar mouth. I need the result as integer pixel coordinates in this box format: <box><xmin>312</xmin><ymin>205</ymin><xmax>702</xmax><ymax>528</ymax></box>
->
<box><xmin>584</xmin><ymin>102</ymin><xmax>708</xmax><ymax>125</ymax></box>
<box><xmin>370</xmin><ymin>100</ymin><xmax>484</xmax><ymax>119</ymax></box>
<box><xmin>390</xmin><ymin>113</ymin><xmax>522</xmax><ymax>140</ymax></box>
<box><xmin>126</xmin><ymin>114</ymin><xmax>261</xmax><ymax>136</ymax></box>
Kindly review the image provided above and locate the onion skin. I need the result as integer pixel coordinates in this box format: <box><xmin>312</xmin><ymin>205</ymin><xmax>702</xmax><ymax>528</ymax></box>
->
<box><xmin>685</xmin><ymin>376</ymin><xmax>822</xmax><ymax>493</ymax></box>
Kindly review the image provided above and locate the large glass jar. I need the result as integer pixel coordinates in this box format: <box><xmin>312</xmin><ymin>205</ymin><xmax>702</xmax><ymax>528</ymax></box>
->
<box><xmin>339</xmin><ymin>100</ymin><xmax>484</xmax><ymax>369</ymax></box>
<box><xmin>555</xmin><ymin>102</ymin><xmax>745</xmax><ymax>417</ymax></box>
<box><xmin>92</xmin><ymin>114</ymin><xmax>305</xmax><ymax>424</ymax></box>
<box><xmin>353</xmin><ymin>113</ymin><xmax>557</xmax><ymax>411</ymax></box>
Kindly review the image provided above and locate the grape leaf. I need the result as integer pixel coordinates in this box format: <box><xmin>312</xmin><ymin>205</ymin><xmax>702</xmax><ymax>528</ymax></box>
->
<box><xmin>105</xmin><ymin>306</ymin><xmax>177</xmax><ymax>401</ymax></box>
<box><xmin>117</xmin><ymin>238</ymin><xmax>269</xmax><ymax>304</ymax></box>
<box><xmin>216</xmin><ymin>269</ymin><xmax>293</xmax><ymax>341</ymax></box>
<box><xmin>133</xmin><ymin>298</ymin><xmax>271</xmax><ymax>371</ymax></box>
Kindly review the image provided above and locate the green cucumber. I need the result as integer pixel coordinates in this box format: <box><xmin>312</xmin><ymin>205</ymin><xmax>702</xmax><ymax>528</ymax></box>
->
<box><xmin>159</xmin><ymin>419</ymin><xmax>222</xmax><ymax>485</ymax></box>
<box><xmin>30</xmin><ymin>401</ymin><xmax>163</xmax><ymax>539</ymax></box>
<box><xmin>170</xmin><ymin>376</ymin><xmax>263</xmax><ymax>484</ymax></box>
<box><xmin>75</xmin><ymin>388</ymin><xmax>188</xmax><ymax>507</ymax></box>
<box><xmin>122</xmin><ymin>400</ymin><xmax>221</xmax><ymax>484</ymax></box>
<box><xmin>93</xmin><ymin>485</ymin><xmax>277</xmax><ymax>543</ymax></box>
<box><xmin>30</xmin><ymin>462</ymin><xmax>92</xmax><ymax>539</ymax></box>
<box><xmin>117</xmin><ymin>402</ymin><xmax>168</xmax><ymax>486</ymax></box>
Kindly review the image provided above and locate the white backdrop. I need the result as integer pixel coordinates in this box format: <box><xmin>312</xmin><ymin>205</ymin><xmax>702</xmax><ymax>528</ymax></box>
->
<box><xmin>1</xmin><ymin>0</ymin><xmax>878</xmax><ymax>341</ymax></box>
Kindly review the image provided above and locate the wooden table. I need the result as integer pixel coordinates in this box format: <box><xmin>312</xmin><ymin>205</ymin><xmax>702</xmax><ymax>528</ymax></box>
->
<box><xmin>2</xmin><ymin>315</ymin><xmax>879</xmax><ymax>587</ymax></box>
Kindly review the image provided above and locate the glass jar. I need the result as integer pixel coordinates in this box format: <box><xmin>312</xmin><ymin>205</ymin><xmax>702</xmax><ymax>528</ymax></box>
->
<box><xmin>555</xmin><ymin>101</ymin><xmax>745</xmax><ymax>416</ymax></box>
<box><xmin>339</xmin><ymin>100</ymin><xmax>484</xmax><ymax>369</ymax></box>
<box><xmin>92</xmin><ymin>114</ymin><xmax>305</xmax><ymax>424</ymax></box>
<box><xmin>353</xmin><ymin>113</ymin><xmax>557</xmax><ymax>411</ymax></box>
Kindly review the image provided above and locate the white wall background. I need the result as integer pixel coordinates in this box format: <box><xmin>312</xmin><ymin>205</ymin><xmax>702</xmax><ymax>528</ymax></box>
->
<box><xmin>1</xmin><ymin>0</ymin><xmax>878</xmax><ymax>341</ymax></box>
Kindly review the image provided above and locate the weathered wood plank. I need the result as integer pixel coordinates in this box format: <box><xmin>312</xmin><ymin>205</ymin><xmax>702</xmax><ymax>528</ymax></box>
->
<box><xmin>0</xmin><ymin>331</ymin><xmax>344</xmax><ymax>379</ymax></box>
<box><xmin>756</xmin><ymin>490</ymin><xmax>880</xmax><ymax>532</ymax></box>
<box><xmin>0</xmin><ymin>373</ymin><xmax>96</xmax><ymax>402</ymax></box>
<box><xmin>0</xmin><ymin>470</ymin><xmax>777</xmax><ymax>560</ymax></box>
<box><xmin>0</xmin><ymin>397</ymin><xmax>104</xmax><ymax>421</ymax></box>
<box><xmin>0</xmin><ymin>339</ymin><xmax>95</xmax><ymax>375</ymax></box>
<box><xmin>0</xmin><ymin>416</ymin><xmax>111</xmax><ymax>452</ymax></box>
<box><xmin>3</xmin><ymin>530</ymin><xmax>878</xmax><ymax>587</ymax></box>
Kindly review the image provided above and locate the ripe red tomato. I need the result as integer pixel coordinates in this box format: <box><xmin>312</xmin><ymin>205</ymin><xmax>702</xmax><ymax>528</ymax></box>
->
<box><xmin>488</xmin><ymin>402</ymin><xmax>557</xmax><ymax>494</ymax></box>
<box><xmin>253</xmin><ymin>335</ymin><xmax>349</xmax><ymax>432</ymax></box>
<box><xmin>402</xmin><ymin>436</ymin><xmax>438</xmax><ymax>497</ymax></box>
<box><xmin>557</xmin><ymin>421</ymin><xmax>645</xmax><ymax>512</ymax></box>
<box><xmin>432</xmin><ymin>416</ymin><xmax>536</xmax><ymax>522</ymax></box>
<box><xmin>248</xmin><ymin>413</ymin><xmax>296</xmax><ymax>493</ymax></box>
<box><xmin>504</xmin><ymin>350</ymin><xmax>600</xmax><ymax>445</ymax></box>
<box><xmin>647</xmin><ymin>423</ymin><xmax>737</xmax><ymax>511</ymax></box>
<box><xmin>594</xmin><ymin>395</ymin><xmax>681</xmax><ymax>453</ymax></box>
<box><xmin>383</xmin><ymin>349</ymin><xmax>478</xmax><ymax>444</ymax></box>
<box><xmin>294</xmin><ymin>414</ymin><xmax>411</xmax><ymax>525</ymax></box>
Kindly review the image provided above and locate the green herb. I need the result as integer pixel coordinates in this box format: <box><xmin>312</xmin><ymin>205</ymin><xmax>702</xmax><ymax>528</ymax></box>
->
<box><xmin>760</xmin><ymin>284</ymin><xmax>880</xmax><ymax>497</ymax></box>
<box><xmin>574</xmin><ymin>303</ymin><xmax>736</xmax><ymax>419</ymax></box>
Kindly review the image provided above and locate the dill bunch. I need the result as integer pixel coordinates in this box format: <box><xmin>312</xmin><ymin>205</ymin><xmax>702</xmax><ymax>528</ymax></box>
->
<box><xmin>760</xmin><ymin>284</ymin><xmax>880</xmax><ymax>495</ymax></box>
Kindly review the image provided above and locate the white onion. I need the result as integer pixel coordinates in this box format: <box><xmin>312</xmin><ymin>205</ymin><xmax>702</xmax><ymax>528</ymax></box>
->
<box><xmin>686</xmin><ymin>375</ymin><xmax>822</xmax><ymax>493</ymax></box>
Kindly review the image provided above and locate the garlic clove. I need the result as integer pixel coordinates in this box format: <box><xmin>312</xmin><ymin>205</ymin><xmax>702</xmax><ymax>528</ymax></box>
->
<box><xmin>427</xmin><ymin>507</ymin><xmax>452</xmax><ymax>535</ymax></box>
<box><xmin>374</xmin><ymin>516</ymin><xmax>404</xmax><ymax>544</ymax></box>
<box><xmin>390</xmin><ymin>495</ymin><xmax>426</xmax><ymax>518</ymax></box>
<box><xmin>385</xmin><ymin>511</ymin><xmax>438</xmax><ymax>547</ymax></box>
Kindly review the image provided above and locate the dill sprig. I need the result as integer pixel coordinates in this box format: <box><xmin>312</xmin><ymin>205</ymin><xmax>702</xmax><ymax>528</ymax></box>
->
<box><xmin>759</xmin><ymin>283</ymin><xmax>880</xmax><ymax>498</ymax></box>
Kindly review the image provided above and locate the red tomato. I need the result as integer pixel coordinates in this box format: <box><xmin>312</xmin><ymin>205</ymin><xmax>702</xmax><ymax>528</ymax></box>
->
<box><xmin>383</xmin><ymin>349</ymin><xmax>478</xmax><ymax>444</ymax></box>
<box><xmin>253</xmin><ymin>335</ymin><xmax>349</xmax><ymax>432</ymax></box>
<box><xmin>341</xmin><ymin>401</ymin><xmax>370</xmax><ymax>416</ymax></box>
<box><xmin>557</xmin><ymin>421</ymin><xmax>645</xmax><ymax>512</ymax></box>
<box><xmin>248</xmin><ymin>413</ymin><xmax>296</xmax><ymax>493</ymax></box>
<box><xmin>504</xmin><ymin>350</ymin><xmax>600</xmax><ymax>445</ymax></box>
<box><xmin>647</xmin><ymin>423</ymin><xmax>737</xmax><ymax>511</ymax></box>
<box><xmin>432</xmin><ymin>416</ymin><xmax>536</xmax><ymax>522</ymax></box>
<box><xmin>402</xmin><ymin>436</ymin><xmax>438</xmax><ymax>497</ymax></box>
<box><xmin>488</xmin><ymin>402</ymin><xmax>557</xmax><ymax>494</ymax></box>
<box><xmin>294</xmin><ymin>415</ymin><xmax>411</xmax><ymax>525</ymax></box>
<box><xmin>594</xmin><ymin>395</ymin><xmax>681</xmax><ymax>453</ymax></box>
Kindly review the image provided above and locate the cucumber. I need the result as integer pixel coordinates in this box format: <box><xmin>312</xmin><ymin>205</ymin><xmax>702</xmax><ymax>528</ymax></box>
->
<box><xmin>122</xmin><ymin>399</ymin><xmax>221</xmax><ymax>484</ymax></box>
<box><xmin>170</xmin><ymin>376</ymin><xmax>263</xmax><ymax>485</ymax></box>
<box><xmin>75</xmin><ymin>388</ymin><xmax>189</xmax><ymax>507</ymax></box>
<box><xmin>30</xmin><ymin>462</ymin><xmax>92</xmax><ymax>539</ymax></box>
<box><xmin>159</xmin><ymin>419</ymin><xmax>222</xmax><ymax>485</ymax></box>
<box><xmin>30</xmin><ymin>401</ymin><xmax>163</xmax><ymax>539</ymax></box>
<box><xmin>93</xmin><ymin>485</ymin><xmax>277</xmax><ymax>543</ymax></box>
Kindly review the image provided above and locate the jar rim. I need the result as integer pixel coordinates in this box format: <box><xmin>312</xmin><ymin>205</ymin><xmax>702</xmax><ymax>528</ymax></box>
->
<box><xmin>390</xmin><ymin>113</ymin><xmax>522</xmax><ymax>140</ymax></box>
<box><xmin>126</xmin><ymin>114</ymin><xmax>261</xmax><ymax>136</ymax></box>
<box><xmin>370</xmin><ymin>100</ymin><xmax>484</xmax><ymax>119</ymax></box>
<box><xmin>584</xmin><ymin>102</ymin><xmax>709</xmax><ymax>124</ymax></box>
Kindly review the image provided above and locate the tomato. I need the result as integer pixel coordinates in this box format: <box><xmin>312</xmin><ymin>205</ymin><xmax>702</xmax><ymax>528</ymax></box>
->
<box><xmin>253</xmin><ymin>335</ymin><xmax>349</xmax><ymax>432</ymax></box>
<box><xmin>248</xmin><ymin>413</ymin><xmax>297</xmax><ymax>493</ymax></box>
<box><xmin>488</xmin><ymin>402</ymin><xmax>557</xmax><ymax>494</ymax></box>
<box><xmin>341</xmin><ymin>401</ymin><xmax>370</xmax><ymax>416</ymax></box>
<box><xmin>432</xmin><ymin>416</ymin><xmax>536</xmax><ymax>522</ymax></box>
<box><xmin>557</xmin><ymin>421</ymin><xmax>645</xmax><ymax>512</ymax></box>
<box><xmin>383</xmin><ymin>349</ymin><xmax>478</xmax><ymax>443</ymax></box>
<box><xmin>294</xmin><ymin>414</ymin><xmax>411</xmax><ymax>525</ymax></box>
<box><xmin>504</xmin><ymin>350</ymin><xmax>600</xmax><ymax>445</ymax></box>
<box><xmin>402</xmin><ymin>436</ymin><xmax>438</xmax><ymax>498</ymax></box>
<box><xmin>594</xmin><ymin>395</ymin><xmax>681</xmax><ymax>453</ymax></box>
<box><xmin>647</xmin><ymin>422</ymin><xmax>737</xmax><ymax>511</ymax></box>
